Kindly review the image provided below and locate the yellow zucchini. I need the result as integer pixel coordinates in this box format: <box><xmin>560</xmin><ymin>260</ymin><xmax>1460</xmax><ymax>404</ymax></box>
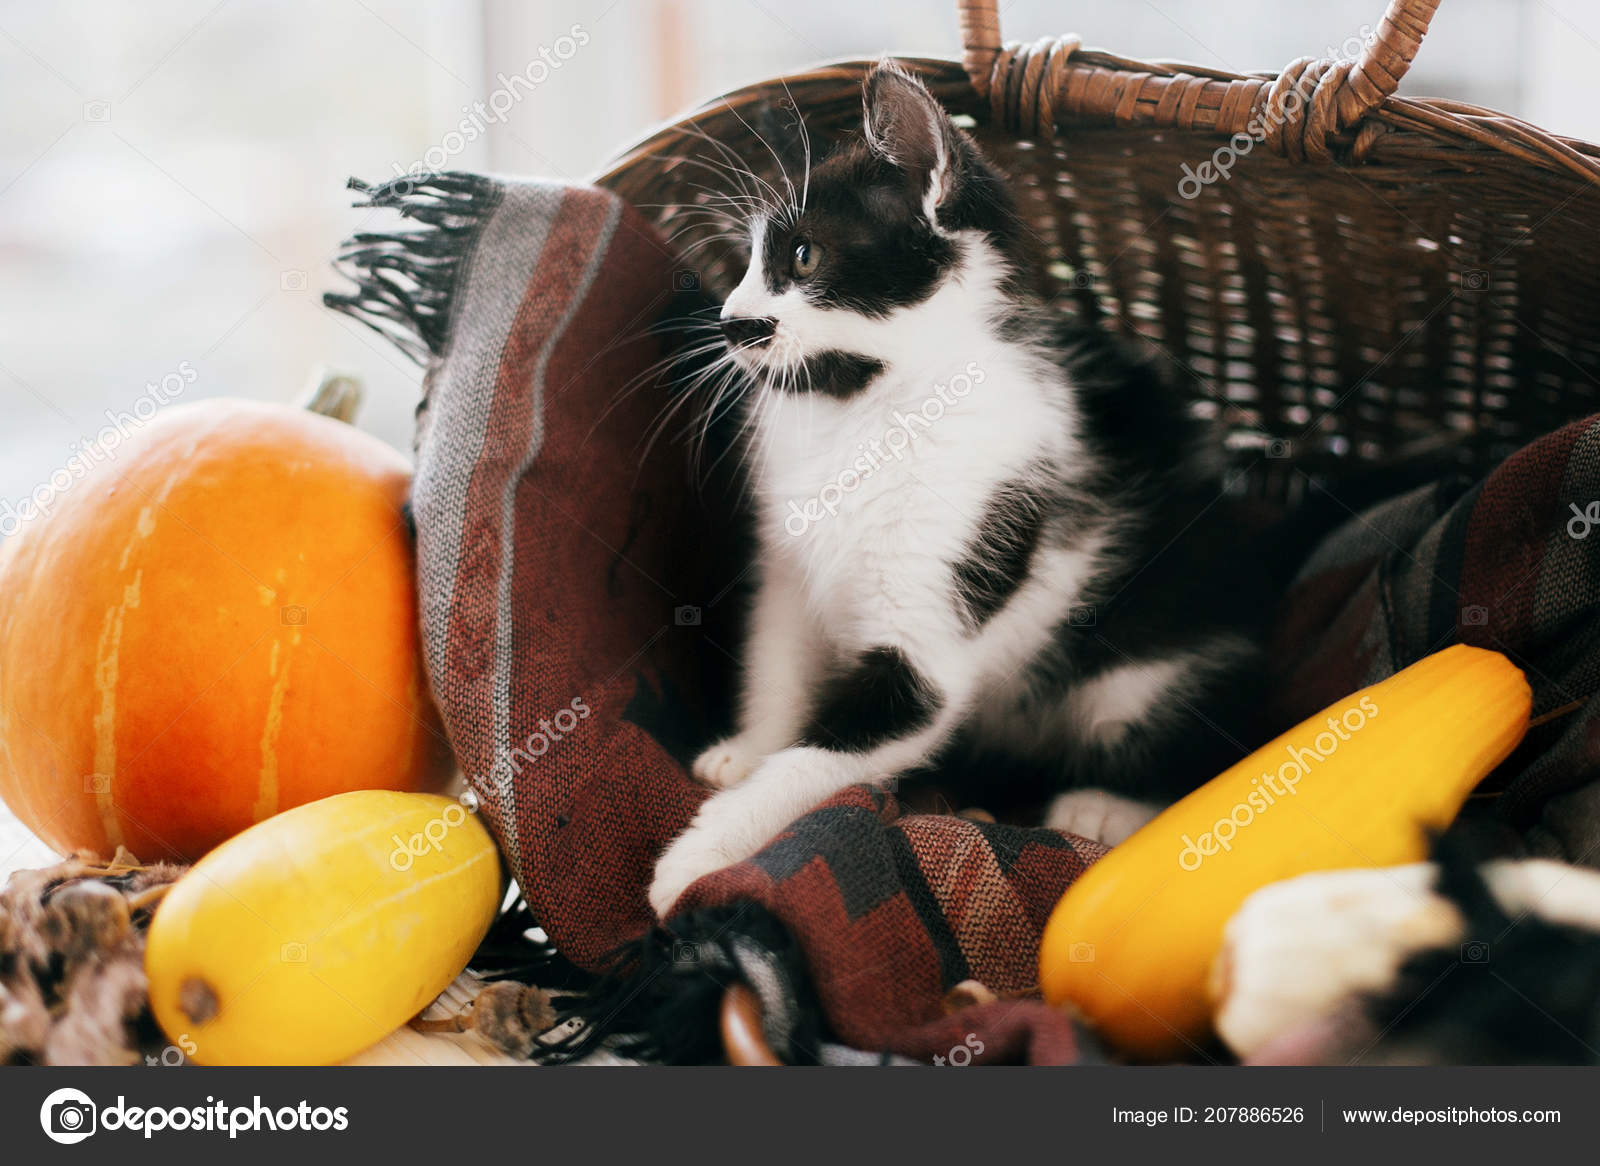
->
<box><xmin>1039</xmin><ymin>644</ymin><xmax>1530</xmax><ymax>1060</ymax></box>
<box><xmin>145</xmin><ymin>790</ymin><xmax>501</xmax><ymax>1065</ymax></box>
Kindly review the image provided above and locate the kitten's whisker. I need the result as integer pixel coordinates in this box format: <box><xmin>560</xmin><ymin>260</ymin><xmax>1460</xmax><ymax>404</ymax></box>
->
<box><xmin>585</xmin><ymin>339</ymin><xmax>729</xmax><ymax>445</ymax></box>
<box><xmin>662</xmin><ymin>211</ymin><xmax>746</xmax><ymax>238</ymax></box>
<box><xmin>776</xmin><ymin>77</ymin><xmax>813</xmax><ymax>213</ymax></box>
<box><xmin>664</xmin><ymin>214</ymin><xmax>743</xmax><ymax>239</ymax></box>
<box><xmin>672</xmin><ymin>122</ymin><xmax>772</xmax><ymax>193</ymax></box>
<box><xmin>709</xmin><ymin>390</ymin><xmax>760</xmax><ymax>496</ymax></box>
<box><xmin>637</xmin><ymin>200</ymin><xmax>748</xmax><ymax>224</ymax></box>
<box><xmin>664</xmin><ymin>227</ymin><xmax>741</xmax><ymax>257</ymax></box>
<box><xmin>643</xmin><ymin>307</ymin><xmax>721</xmax><ymax>327</ymax></box>
<box><xmin>678</xmin><ymin>233</ymin><xmax>748</xmax><ymax>262</ymax></box>
<box><xmin>636</xmin><ymin>390</ymin><xmax>702</xmax><ymax>471</ymax></box>
<box><xmin>678</xmin><ymin>349</ymin><xmax>759</xmax><ymax>484</ymax></box>
<box><xmin>674</xmin><ymin>121</ymin><xmax>789</xmax><ymax>218</ymax></box>
<box><xmin>688</xmin><ymin>359</ymin><xmax>751</xmax><ymax>482</ymax></box>
<box><xmin>717</xmin><ymin>97</ymin><xmax>799</xmax><ymax>222</ymax></box>
<box><xmin>754</xmin><ymin>372</ymin><xmax>787</xmax><ymax>499</ymax></box>
<box><xmin>663</xmin><ymin>131</ymin><xmax>760</xmax><ymax>186</ymax></box>
<box><xmin>649</xmin><ymin>151</ymin><xmax>767</xmax><ymax>217</ymax></box>
<box><xmin>590</xmin><ymin>318</ymin><xmax>723</xmax><ymax>414</ymax></box>
<box><xmin>637</xmin><ymin>345</ymin><xmax>743</xmax><ymax>465</ymax></box>
<box><xmin>662</xmin><ymin>129</ymin><xmax>776</xmax><ymax>214</ymax></box>
<box><xmin>656</xmin><ymin>203</ymin><xmax>746</xmax><ymax>230</ymax></box>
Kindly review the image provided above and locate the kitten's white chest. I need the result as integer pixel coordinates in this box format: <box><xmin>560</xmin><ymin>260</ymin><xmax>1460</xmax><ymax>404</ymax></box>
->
<box><xmin>751</xmin><ymin>348</ymin><xmax>1073</xmax><ymax>638</ymax></box>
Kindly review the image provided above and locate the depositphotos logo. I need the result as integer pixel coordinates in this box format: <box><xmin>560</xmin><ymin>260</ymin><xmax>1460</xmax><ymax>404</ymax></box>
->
<box><xmin>39</xmin><ymin>1087</ymin><xmax>350</xmax><ymax>1141</ymax></box>
<box><xmin>40</xmin><ymin>1088</ymin><xmax>96</xmax><ymax>1144</ymax></box>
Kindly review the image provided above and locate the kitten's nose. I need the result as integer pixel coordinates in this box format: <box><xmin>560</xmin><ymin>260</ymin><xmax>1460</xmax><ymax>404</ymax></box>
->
<box><xmin>720</xmin><ymin>315</ymin><xmax>776</xmax><ymax>349</ymax></box>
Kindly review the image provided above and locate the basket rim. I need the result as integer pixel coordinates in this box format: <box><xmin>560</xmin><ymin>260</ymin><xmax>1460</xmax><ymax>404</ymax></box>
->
<box><xmin>592</xmin><ymin>57</ymin><xmax>966</xmax><ymax>186</ymax></box>
<box><xmin>593</xmin><ymin>49</ymin><xmax>1600</xmax><ymax>194</ymax></box>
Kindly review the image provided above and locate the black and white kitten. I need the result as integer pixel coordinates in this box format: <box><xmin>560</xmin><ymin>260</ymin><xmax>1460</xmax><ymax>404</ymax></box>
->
<box><xmin>650</xmin><ymin>63</ymin><xmax>1270</xmax><ymax>916</ymax></box>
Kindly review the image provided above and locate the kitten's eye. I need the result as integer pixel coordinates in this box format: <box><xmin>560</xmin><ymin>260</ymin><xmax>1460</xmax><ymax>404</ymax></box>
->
<box><xmin>791</xmin><ymin>238</ymin><xmax>822</xmax><ymax>279</ymax></box>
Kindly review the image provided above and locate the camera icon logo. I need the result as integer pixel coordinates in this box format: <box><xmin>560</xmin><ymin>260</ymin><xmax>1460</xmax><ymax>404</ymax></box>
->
<box><xmin>1266</xmin><ymin>438</ymin><xmax>1293</xmax><ymax>459</ymax></box>
<box><xmin>671</xmin><ymin>939</ymin><xmax>700</xmax><ymax>966</ymax></box>
<box><xmin>1460</xmin><ymin>940</ymin><xmax>1490</xmax><ymax>964</ymax></box>
<box><xmin>1068</xmin><ymin>605</ymin><xmax>1097</xmax><ymax>628</ymax></box>
<box><xmin>40</xmin><ymin>1087</ymin><xmax>97</xmax><ymax>1144</ymax></box>
<box><xmin>1068</xmin><ymin>942</ymin><xmax>1096</xmax><ymax>963</ymax></box>
<box><xmin>674</xmin><ymin>605</ymin><xmax>702</xmax><ymax>627</ymax></box>
<box><xmin>280</xmin><ymin>941</ymin><xmax>308</xmax><ymax>963</ymax></box>
<box><xmin>83</xmin><ymin>773</ymin><xmax>111</xmax><ymax>795</ymax></box>
<box><xmin>280</xmin><ymin>269</ymin><xmax>309</xmax><ymax>292</ymax></box>
<box><xmin>1461</xmin><ymin>269</ymin><xmax>1491</xmax><ymax>291</ymax></box>
<box><xmin>1461</xmin><ymin>604</ymin><xmax>1489</xmax><ymax>627</ymax></box>
<box><xmin>82</xmin><ymin>100</ymin><xmax>111</xmax><ymax>123</ymax></box>
<box><xmin>281</xmin><ymin>605</ymin><xmax>308</xmax><ymax>626</ymax></box>
<box><xmin>672</xmin><ymin>269</ymin><xmax>701</xmax><ymax>292</ymax></box>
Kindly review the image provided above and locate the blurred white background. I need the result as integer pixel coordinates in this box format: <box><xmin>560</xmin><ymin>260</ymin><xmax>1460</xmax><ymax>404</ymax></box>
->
<box><xmin>2</xmin><ymin>0</ymin><xmax>1599</xmax><ymax>521</ymax></box>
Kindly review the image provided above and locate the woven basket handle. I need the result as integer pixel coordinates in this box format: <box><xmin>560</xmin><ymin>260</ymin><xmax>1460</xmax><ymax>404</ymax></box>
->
<box><xmin>958</xmin><ymin>0</ymin><xmax>1438</xmax><ymax>137</ymax></box>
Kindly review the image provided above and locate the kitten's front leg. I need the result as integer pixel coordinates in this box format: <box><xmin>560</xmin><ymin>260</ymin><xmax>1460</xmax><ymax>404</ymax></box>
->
<box><xmin>692</xmin><ymin>557</ymin><xmax>823</xmax><ymax>789</ymax></box>
<box><xmin>653</xmin><ymin>642</ymin><xmax>965</xmax><ymax>917</ymax></box>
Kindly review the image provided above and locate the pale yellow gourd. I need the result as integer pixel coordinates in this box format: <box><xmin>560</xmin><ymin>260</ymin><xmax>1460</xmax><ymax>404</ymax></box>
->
<box><xmin>145</xmin><ymin>790</ymin><xmax>501</xmax><ymax>1065</ymax></box>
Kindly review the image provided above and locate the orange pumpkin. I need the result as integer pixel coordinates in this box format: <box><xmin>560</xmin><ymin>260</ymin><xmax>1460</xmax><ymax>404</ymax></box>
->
<box><xmin>0</xmin><ymin>398</ymin><xmax>454</xmax><ymax>861</ymax></box>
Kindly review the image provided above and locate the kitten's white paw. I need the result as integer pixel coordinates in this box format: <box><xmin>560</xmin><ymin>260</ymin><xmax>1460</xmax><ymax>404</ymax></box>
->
<box><xmin>1045</xmin><ymin>788</ymin><xmax>1162</xmax><ymax>846</ymax></box>
<box><xmin>649</xmin><ymin>778</ymin><xmax>771</xmax><ymax>916</ymax></box>
<box><xmin>649</xmin><ymin>821</ymin><xmax>738</xmax><ymax>918</ymax></box>
<box><xmin>691</xmin><ymin>737</ymin><xmax>762</xmax><ymax>789</ymax></box>
<box><xmin>653</xmin><ymin>745</ymin><xmax>856</xmax><ymax>917</ymax></box>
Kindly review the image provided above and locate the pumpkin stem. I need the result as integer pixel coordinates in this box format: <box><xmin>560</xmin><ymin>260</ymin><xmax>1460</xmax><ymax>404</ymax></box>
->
<box><xmin>295</xmin><ymin>368</ymin><xmax>364</xmax><ymax>423</ymax></box>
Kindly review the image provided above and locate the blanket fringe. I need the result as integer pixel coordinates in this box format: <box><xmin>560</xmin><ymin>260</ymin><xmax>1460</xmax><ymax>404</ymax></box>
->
<box><xmin>322</xmin><ymin>171</ymin><xmax>500</xmax><ymax>364</ymax></box>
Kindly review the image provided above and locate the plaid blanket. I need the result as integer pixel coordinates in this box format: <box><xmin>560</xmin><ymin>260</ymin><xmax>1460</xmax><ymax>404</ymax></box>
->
<box><xmin>327</xmin><ymin>173</ymin><xmax>1600</xmax><ymax>1063</ymax></box>
<box><xmin>1272</xmin><ymin>419</ymin><xmax>1600</xmax><ymax>855</ymax></box>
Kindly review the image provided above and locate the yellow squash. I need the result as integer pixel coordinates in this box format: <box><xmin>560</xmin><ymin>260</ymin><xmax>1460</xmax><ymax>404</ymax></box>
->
<box><xmin>145</xmin><ymin>790</ymin><xmax>501</xmax><ymax>1065</ymax></box>
<box><xmin>1039</xmin><ymin>644</ymin><xmax>1530</xmax><ymax>1060</ymax></box>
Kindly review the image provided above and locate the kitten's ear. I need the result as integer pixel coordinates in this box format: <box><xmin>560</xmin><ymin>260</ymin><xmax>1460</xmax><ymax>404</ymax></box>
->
<box><xmin>862</xmin><ymin>61</ymin><xmax>958</xmax><ymax>213</ymax></box>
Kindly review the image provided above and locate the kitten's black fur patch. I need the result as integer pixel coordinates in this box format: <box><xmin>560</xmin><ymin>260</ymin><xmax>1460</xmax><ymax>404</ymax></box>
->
<box><xmin>1012</xmin><ymin>320</ymin><xmax>1277</xmax><ymax>797</ymax></box>
<box><xmin>953</xmin><ymin>471</ymin><xmax>1051</xmax><ymax>629</ymax></box>
<box><xmin>755</xmin><ymin>71</ymin><xmax>1026</xmax><ymax>319</ymax></box>
<box><xmin>1360</xmin><ymin>837</ymin><xmax>1600</xmax><ymax>1065</ymax></box>
<box><xmin>759</xmin><ymin>158</ymin><xmax>956</xmax><ymax>317</ymax></box>
<box><xmin>788</xmin><ymin>350</ymin><xmax>886</xmax><ymax>399</ymax></box>
<box><xmin>802</xmin><ymin>646</ymin><xmax>941</xmax><ymax>751</ymax></box>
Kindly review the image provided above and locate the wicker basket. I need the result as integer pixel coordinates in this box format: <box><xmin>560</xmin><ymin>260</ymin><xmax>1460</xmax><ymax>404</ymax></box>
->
<box><xmin>596</xmin><ymin>0</ymin><xmax>1600</xmax><ymax>505</ymax></box>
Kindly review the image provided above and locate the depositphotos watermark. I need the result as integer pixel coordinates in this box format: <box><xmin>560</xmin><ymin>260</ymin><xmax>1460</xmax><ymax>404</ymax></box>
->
<box><xmin>1178</xmin><ymin>694</ymin><xmax>1379</xmax><ymax>870</ymax></box>
<box><xmin>388</xmin><ymin>25</ymin><xmax>590</xmax><ymax>191</ymax></box>
<box><xmin>1567</xmin><ymin>501</ymin><xmax>1600</xmax><ymax>539</ymax></box>
<box><xmin>784</xmin><ymin>361</ymin><xmax>987</xmax><ymax>536</ymax></box>
<box><xmin>478</xmin><ymin>696</ymin><xmax>593</xmax><ymax>789</ymax></box>
<box><xmin>389</xmin><ymin>788</ymin><xmax>481</xmax><ymax>872</ymax></box>
<box><xmin>389</xmin><ymin>697</ymin><xmax>594</xmax><ymax>869</ymax></box>
<box><xmin>144</xmin><ymin>1033</ymin><xmax>197</xmax><ymax>1067</ymax></box>
<box><xmin>932</xmin><ymin>1033</ymin><xmax>986</xmax><ymax>1066</ymax></box>
<box><xmin>391</xmin><ymin>695</ymin><xmax>592</xmax><ymax>869</ymax></box>
<box><xmin>0</xmin><ymin>360</ymin><xmax>197</xmax><ymax>537</ymax></box>
<box><xmin>39</xmin><ymin>1087</ymin><xmax>348</xmax><ymax>1143</ymax></box>
<box><xmin>1178</xmin><ymin>26</ymin><xmax>1374</xmax><ymax>199</ymax></box>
